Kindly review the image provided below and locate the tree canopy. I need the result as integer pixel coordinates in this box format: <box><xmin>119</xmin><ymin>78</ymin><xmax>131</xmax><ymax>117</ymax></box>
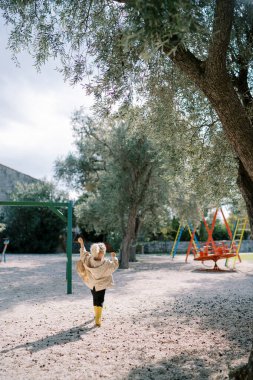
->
<box><xmin>0</xmin><ymin>0</ymin><xmax>251</xmax><ymax>224</ymax></box>
<box><xmin>55</xmin><ymin>107</ymin><xmax>171</xmax><ymax>267</ymax></box>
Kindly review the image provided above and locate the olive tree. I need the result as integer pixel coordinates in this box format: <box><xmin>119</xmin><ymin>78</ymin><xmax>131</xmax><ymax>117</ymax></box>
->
<box><xmin>1</xmin><ymin>181</ymin><xmax>67</xmax><ymax>253</ymax></box>
<box><xmin>55</xmin><ymin>107</ymin><xmax>170</xmax><ymax>268</ymax></box>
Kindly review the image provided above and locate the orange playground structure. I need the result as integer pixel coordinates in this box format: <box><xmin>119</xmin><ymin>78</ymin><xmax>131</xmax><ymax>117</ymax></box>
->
<box><xmin>185</xmin><ymin>208</ymin><xmax>241</xmax><ymax>271</ymax></box>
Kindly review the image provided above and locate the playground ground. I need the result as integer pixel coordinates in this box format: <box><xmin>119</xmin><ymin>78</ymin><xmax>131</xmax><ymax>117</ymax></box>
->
<box><xmin>1</xmin><ymin>253</ymin><xmax>253</xmax><ymax>380</ymax></box>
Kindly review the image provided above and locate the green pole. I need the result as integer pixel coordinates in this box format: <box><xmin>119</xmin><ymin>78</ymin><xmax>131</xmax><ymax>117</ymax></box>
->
<box><xmin>66</xmin><ymin>201</ymin><xmax>73</xmax><ymax>294</ymax></box>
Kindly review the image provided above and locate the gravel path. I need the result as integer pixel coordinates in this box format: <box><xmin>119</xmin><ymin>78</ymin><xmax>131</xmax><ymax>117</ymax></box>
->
<box><xmin>1</xmin><ymin>253</ymin><xmax>253</xmax><ymax>380</ymax></box>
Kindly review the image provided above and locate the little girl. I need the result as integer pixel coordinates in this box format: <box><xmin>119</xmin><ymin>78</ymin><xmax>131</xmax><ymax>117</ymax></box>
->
<box><xmin>77</xmin><ymin>238</ymin><xmax>118</xmax><ymax>327</ymax></box>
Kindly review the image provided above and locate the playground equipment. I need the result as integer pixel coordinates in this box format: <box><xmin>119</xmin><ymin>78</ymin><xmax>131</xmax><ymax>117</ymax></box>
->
<box><xmin>191</xmin><ymin>209</ymin><xmax>237</xmax><ymax>271</ymax></box>
<box><xmin>0</xmin><ymin>201</ymin><xmax>73</xmax><ymax>294</ymax></box>
<box><xmin>185</xmin><ymin>224</ymin><xmax>201</xmax><ymax>261</ymax></box>
<box><xmin>171</xmin><ymin>208</ymin><xmax>245</xmax><ymax>271</ymax></box>
<box><xmin>194</xmin><ymin>250</ymin><xmax>236</xmax><ymax>271</ymax></box>
<box><xmin>226</xmin><ymin>216</ymin><xmax>249</xmax><ymax>268</ymax></box>
<box><xmin>170</xmin><ymin>223</ymin><xmax>184</xmax><ymax>258</ymax></box>
<box><xmin>0</xmin><ymin>238</ymin><xmax>9</xmax><ymax>263</ymax></box>
<box><xmin>170</xmin><ymin>223</ymin><xmax>200</xmax><ymax>258</ymax></box>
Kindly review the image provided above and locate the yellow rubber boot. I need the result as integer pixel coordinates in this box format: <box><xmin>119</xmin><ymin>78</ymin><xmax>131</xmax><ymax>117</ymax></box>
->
<box><xmin>94</xmin><ymin>306</ymin><xmax>103</xmax><ymax>327</ymax></box>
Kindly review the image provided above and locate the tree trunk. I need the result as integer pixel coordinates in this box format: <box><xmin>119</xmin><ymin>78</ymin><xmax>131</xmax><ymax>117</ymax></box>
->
<box><xmin>129</xmin><ymin>215</ymin><xmax>141</xmax><ymax>262</ymax></box>
<box><xmin>202</xmin><ymin>77</ymin><xmax>253</xmax><ymax>186</ymax></box>
<box><xmin>170</xmin><ymin>46</ymin><xmax>253</xmax><ymax>203</ymax></box>
<box><xmin>120</xmin><ymin>207</ymin><xmax>138</xmax><ymax>269</ymax></box>
<box><xmin>129</xmin><ymin>244</ymin><xmax>137</xmax><ymax>262</ymax></box>
<box><xmin>198</xmin><ymin>76</ymin><xmax>253</xmax><ymax>236</ymax></box>
<box><xmin>229</xmin><ymin>346</ymin><xmax>253</xmax><ymax>379</ymax></box>
<box><xmin>165</xmin><ymin>4</ymin><xmax>253</xmax><ymax>375</ymax></box>
<box><xmin>232</xmin><ymin>162</ymin><xmax>253</xmax><ymax>380</ymax></box>
<box><xmin>172</xmin><ymin>58</ymin><xmax>253</xmax><ymax>380</ymax></box>
<box><xmin>202</xmin><ymin>83</ymin><xmax>253</xmax><ymax>379</ymax></box>
<box><xmin>237</xmin><ymin>160</ymin><xmax>253</xmax><ymax>234</ymax></box>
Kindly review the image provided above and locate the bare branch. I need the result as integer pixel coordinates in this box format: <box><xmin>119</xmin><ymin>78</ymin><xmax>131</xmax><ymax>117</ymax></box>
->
<box><xmin>81</xmin><ymin>124</ymin><xmax>115</xmax><ymax>158</ymax></box>
<box><xmin>189</xmin><ymin>118</ymin><xmax>219</xmax><ymax>145</ymax></box>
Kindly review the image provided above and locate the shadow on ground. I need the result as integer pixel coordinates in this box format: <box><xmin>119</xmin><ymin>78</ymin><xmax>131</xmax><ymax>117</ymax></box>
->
<box><xmin>0</xmin><ymin>254</ymin><xmax>92</xmax><ymax>310</ymax></box>
<box><xmin>123</xmin><ymin>356</ymin><xmax>224</xmax><ymax>380</ymax></box>
<box><xmin>1</xmin><ymin>254</ymin><xmax>253</xmax><ymax>379</ymax></box>
<box><xmin>1</xmin><ymin>319</ymin><xmax>95</xmax><ymax>354</ymax></box>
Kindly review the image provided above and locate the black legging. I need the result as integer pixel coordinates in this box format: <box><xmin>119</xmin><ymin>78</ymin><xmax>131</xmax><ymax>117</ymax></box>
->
<box><xmin>91</xmin><ymin>287</ymin><xmax>106</xmax><ymax>307</ymax></box>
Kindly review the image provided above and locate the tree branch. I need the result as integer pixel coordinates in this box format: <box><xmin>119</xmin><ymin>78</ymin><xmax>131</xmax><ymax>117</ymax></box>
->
<box><xmin>83</xmin><ymin>125</ymin><xmax>115</xmax><ymax>158</ymax></box>
<box><xmin>164</xmin><ymin>45</ymin><xmax>205</xmax><ymax>88</ymax></box>
<box><xmin>233</xmin><ymin>9</ymin><xmax>253</xmax><ymax>108</ymax></box>
<box><xmin>206</xmin><ymin>0</ymin><xmax>235</xmax><ymax>73</ymax></box>
<box><xmin>236</xmin><ymin>63</ymin><xmax>253</xmax><ymax>108</ymax></box>
<box><xmin>137</xmin><ymin>166</ymin><xmax>153</xmax><ymax>205</ymax></box>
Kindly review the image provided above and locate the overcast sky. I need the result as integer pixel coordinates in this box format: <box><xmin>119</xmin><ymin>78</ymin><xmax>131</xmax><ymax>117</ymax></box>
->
<box><xmin>0</xmin><ymin>20</ymin><xmax>94</xmax><ymax>182</ymax></box>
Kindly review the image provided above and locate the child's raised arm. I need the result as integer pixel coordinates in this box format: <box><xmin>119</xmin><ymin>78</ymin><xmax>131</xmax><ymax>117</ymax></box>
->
<box><xmin>78</xmin><ymin>237</ymin><xmax>87</xmax><ymax>260</ymax></box>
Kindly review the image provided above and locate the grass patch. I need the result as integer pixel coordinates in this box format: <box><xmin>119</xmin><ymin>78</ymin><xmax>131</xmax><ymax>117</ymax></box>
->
<box><xmin>240</xmin><ymin>252</ymin><xmax>253</xmax><ymax>261</ymax></box>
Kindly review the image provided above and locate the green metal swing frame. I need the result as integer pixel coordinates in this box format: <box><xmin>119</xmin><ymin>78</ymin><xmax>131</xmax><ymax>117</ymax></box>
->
<box><xmin>0</xmin><ymin>200</ymin><xmax>73</xmax><ymax>294</ymax></box>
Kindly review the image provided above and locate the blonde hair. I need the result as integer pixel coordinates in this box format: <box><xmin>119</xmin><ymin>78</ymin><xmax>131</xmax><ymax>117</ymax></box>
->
<box><xmin>98</xmin><ymin>243</ymin><xmax>106</xmax><ymax>255</ymax></box>
<box><xmin>90</xmin><ymin>243</ymin><xmax>100</xmax><ymax>258</ymax></box>
<box><xmin>90</xmin><ymin>242</ymin><xmax>106</xmax><ymax>259</ymax></box>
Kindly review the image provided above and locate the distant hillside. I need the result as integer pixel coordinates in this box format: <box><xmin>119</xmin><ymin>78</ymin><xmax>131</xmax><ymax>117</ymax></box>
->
<box><xmin>0</xmin><ymin>164</ymin><xmax>39</xmax><ymax>201</ymax></box>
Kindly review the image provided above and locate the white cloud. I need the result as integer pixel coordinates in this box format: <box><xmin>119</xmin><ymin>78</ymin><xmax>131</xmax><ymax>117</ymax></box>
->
<box><xmin>0</xmin><ymin>21</ymin><xmax>94</xmax><ymax>181</ymax></box>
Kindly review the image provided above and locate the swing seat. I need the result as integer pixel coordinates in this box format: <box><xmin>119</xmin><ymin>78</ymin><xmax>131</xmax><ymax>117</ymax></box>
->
<box><xmin>194</xmin><ymin>252</ymin><xmax>236</xmax><ymax>271</ymax></box>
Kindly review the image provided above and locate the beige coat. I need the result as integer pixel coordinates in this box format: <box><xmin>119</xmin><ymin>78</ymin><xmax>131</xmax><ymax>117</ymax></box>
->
<box><xmin>77</xmin><ymin>252</ymin><xmax>119</xmax><ymax>291</ymax></box>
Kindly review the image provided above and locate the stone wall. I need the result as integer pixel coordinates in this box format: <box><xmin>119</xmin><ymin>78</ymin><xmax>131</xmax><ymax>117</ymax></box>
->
<box><xmin>0</xmin><ymin>164</ymin><xmax>38</xmax><ymax>201</ymax></box>
<box><xmin>138</xmin><ymin>240</ymin><xmax>253</xmax><ymax>254</ymax></box>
